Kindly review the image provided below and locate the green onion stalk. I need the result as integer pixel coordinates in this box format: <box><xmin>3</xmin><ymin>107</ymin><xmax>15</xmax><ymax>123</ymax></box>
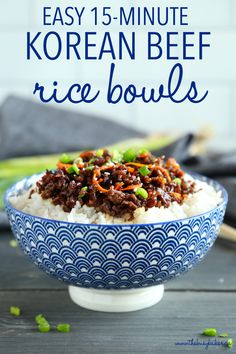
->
<box><xmin>0</xmin><ymin>135</ymin><xmax>171</xmax><ymax>209</ymax></box>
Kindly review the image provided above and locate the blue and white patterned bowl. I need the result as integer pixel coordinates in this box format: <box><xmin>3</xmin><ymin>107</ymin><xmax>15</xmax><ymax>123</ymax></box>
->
<box><xmin>4</xmin><ymin>174</ymin><xmax>227</xmax><ymax>311</ymax></box>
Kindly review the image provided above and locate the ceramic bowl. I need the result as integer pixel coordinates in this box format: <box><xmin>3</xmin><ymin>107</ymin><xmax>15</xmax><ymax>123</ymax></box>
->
<box><xmin>4</xmin><ymin>174</ymin><xmax>228</xmax><ymax>312</ymax></box>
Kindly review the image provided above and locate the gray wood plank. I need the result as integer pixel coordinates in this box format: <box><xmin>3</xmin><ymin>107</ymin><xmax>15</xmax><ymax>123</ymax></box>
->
<box><xmin>0</xmin><ymin>290</ymin><xmax>235</xmax><ymax>354</ymax></box>
<box><xmin>170</xmin><ymin>240</ymin><xmax>236</xmax><ymax>291</ymax></box>
<box><xmin>1</xmin><ymin>231</ymin><xmax>236</xmax><ymax>291</ymax></box>
<box><xmin>1</xmin><ymin>231</ymin><xmax>64</xmax><ymax>290</ymax></box>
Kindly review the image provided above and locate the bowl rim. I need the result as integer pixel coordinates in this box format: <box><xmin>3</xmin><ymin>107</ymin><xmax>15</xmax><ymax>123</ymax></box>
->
<box><xmin>4</xmin><ymin>172</ymin><xmax>228</xmax><ymax>228</ymax></box>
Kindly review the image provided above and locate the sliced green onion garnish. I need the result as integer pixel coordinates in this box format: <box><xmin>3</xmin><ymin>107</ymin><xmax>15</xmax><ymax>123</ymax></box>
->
<box><xmin>139</xmin><ymin>148</ymin><xmax>149</xmax><ymax>154</ymax></box>
<box><xmin>85</xmin><ymin>166</ymin><xmax>94</xmax><ymax>170</ymax></box>
<box><xmin>74</xmin><ymin>157</ymin><xmax>83</xmax><ymax>164</ymax></box>
<box><xmin>173</xmin><ymin>178</ymin><xmax>181</xmax><ymax>186</ymax></box>
<box><xmin>227</xmin><ymin>339</ymin><xmax>233</xmax><ymax>348</ymax></box>
<box><xmin>89</xmin><ymin>158</ymin><xmax>95</xmax><ymax>165</ymax></box>
<box><xmin>56</xmin><ymin>323</ymin><xmax>71</xmax><ymax>333</ymax></box>
<box><xmin>38</xmin><ymin>323</ymin><xmax>51</xmax><ymax>333</ymax></box>
<box><xmin>202</xmin><ymin>328</ymin><xmax>217</xmax><ymax>337</ymax></box>
<box><xmin>139</xmin><ymin>165</ymin><xmax>150</xmax><ymax>177</ymax></box>
<box><xmin>219</xmin><ymin>333</ymin><xmax>229</xmax><ymax>338</ymax></box>
<box><xmin>35</xmin><ymin>314</ymin><xmax>47</xmax><ymax>325</ymax></box>
<box><xmin>96</xmin><ymin>149</ymin><xmax>104</xmax><ymax>157</ymax></box>
<box><xmin>10</xmin><ymin>306</ymin><xmax>21</xmax><ymax>316</ymax></box>
<box><xmin>67</xmin><ymin>166</ymin><xmax>75</xmax><ymax>174</ymax></box>
<box><xmin>111</xmin><ymin>150</ymin><xmax>123</xmax><ymax>163</ymax></box>
<box><xmin>67</xmin><ymin>164</ymin><xmax>79</xmax><ymax>175</ymax></box>
<box><xmin>123</xmin><ymin>149</ymin><xmax>136</xmax><ymax>162</ymax></box>
<box><xmin>60</xmin><ymin>153</ymin><xmax>72</xmax><ymax>164</ymax></box>
<box><xmin>79</xmin><ymin>187</ymin><xmax>88</xmax><ymax>198</ymax></box>
<box><xmin>72</xmin><ymin>163</ymin><xmax>79</xmax><ymax>175</ymax></box>
<box><xmin>135</xmin><ymin>187</ymin><xmax>148</xmax><ymax>199</ymax></box>
<box><xmin>9</xmin><ymin>239</ymin><xmax>18</xmax><ymax>248</ymax></box>
<box><xmin>35</xmin><ymin>314</ymin><xmax>51</xmax><ymax>332</ymax></box>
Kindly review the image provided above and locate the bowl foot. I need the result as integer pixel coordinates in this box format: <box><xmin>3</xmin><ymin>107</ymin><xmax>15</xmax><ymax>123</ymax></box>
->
<box><xmin>68</xmin><ymin>284</ymin><xmax>164</xmax><ymax>312</ymax></box>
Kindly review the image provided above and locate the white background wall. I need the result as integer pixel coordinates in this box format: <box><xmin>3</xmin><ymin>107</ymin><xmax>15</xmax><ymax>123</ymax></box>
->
<box><xmin>0</xmin><ymin>0</ymin><xmax>235</xmax><ymax>145</ymax></box>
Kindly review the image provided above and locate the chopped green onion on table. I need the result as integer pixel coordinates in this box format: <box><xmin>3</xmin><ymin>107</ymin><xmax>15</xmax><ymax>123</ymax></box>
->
<box><xmin>38</xmin><ymin>322</ymin><xmax>51</xmax><ymax>333</ymax></box>
<box><xmin>219</xmin><ymin>333</ymin><xmax>229</xmax><ymax>338</ymax></box>
<box><xmin>202</xmin><ymin>328</ymin><xmax>217</xmax><ymax>337</ymax></box>
<box><xmin>227</xmin><ymin>339</ymin><xmax>233</xmax><ymax>348</ymax></box>
<box><xmin>9</xmin><ymin>239</ymin><xmax>18</xmax><ymax>248</ymax></box>
<box><xmin>56</xmin><ymin>323</ymin><xmax>71</xmax><ymax>333</ymax></box>
<box><xmin>10</xmin><ymin>306</ymin><xmax>21</xmax><ymax>316</ymax></box>
<box><xmin>35</xmin><ymin>314</ymin><xmax>48</xmax><ymax>325</ymax></box>
<box><xmin>35</xmin><ymin>314</ymin><xmax>51</xmax><ymax>333</ymax></box>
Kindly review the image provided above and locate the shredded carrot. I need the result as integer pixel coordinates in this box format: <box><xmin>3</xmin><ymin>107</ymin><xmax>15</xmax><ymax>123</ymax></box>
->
<box><xmin>92</xmin><ymin>169</ymin><xmax>110</xmax><ymax>193</ymax></box>
<box><xmin>57</xmin><ymin>161</ymin><xmax>84</xmax><ymax>170</ymax></box>
<box><xmin>125</xmin><ymin>162</ymin><xmax>158</xmax><ymax>171</ymax></box>
<box><xmin>95</xmin><ymin>184</ymin><xmax>110</xmax><ymax>193</ymax></box>
<box><xmin>125</xmin><ymin>162</ymin><xmax>171</xmax><ymax>182</ymax></box>
<box><xmin>139</xmin><ymin>153</ymin><xmax>149</xmax><ymax>158</ymax></box>
<box><xmin>166</xmin><ymin>157</ymin><xmax>180</xmax><ymax>169</ymax></box>
<box><xmin>93</xmin><ymin>169</ymin><xmax>100</xmax><ymax>177</ymax></box>
<box><xmin>99</xmin><ymin>165</ymin><xmax>114</xmax><ymax>171</ymax></box>
<box><xmin>121</xmin><ymin>184</ymin><xmax>142</xmax><ymax>191</ymax></box>
<box><xmin>114</xmin><ymin>182</ymin><xmax>124</xmax><ymax>190</ymax></box>
<box><xmin>169</xmin><ymin>192</ymin><xmax>182</xmax><ymax>199</ymax></box>
<box><xmin>127</xmin><ymin>167</ymin><xmax>135</xmax><ymax>173</ymax></box>
<box><xmin>57</xmin><ymin>162</ymin><xmax>72</xmax><ymax>169</ymax></box>
<box><xmin>153</xmin><ymin>166</ymin><xmax>171</xmax><ymax>183</ymax></box>
<box><xmin>125</xmin><ymin>162</ymin><xmax>150</xmax><ymax>168</ymax></box>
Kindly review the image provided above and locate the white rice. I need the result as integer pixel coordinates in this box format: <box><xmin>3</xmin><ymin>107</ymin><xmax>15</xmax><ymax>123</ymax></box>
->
<box><xmin>9</xmin><ymin>174</ymin><xmax>222</xmax><ymax>224</ymax></box>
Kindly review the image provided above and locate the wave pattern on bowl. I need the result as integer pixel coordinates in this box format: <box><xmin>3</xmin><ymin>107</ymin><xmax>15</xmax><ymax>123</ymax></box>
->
<box><xmin>6</xmin><ymin>202</ymin><xmax>226</xmax><ymax>289</ymax></box>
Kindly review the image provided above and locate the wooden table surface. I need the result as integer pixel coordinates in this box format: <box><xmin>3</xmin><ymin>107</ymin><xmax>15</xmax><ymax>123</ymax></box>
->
<box><xmin>0</xmin><ymin>230</ymin><xmax>236</xmax><ymax>354</ymax></box>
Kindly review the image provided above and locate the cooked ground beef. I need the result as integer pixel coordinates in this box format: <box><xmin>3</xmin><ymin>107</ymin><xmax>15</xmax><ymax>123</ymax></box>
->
<box><xmin>35</xmin><ymin>149</ymin><xmax>195</xmax><ymax>219</ymax></box>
